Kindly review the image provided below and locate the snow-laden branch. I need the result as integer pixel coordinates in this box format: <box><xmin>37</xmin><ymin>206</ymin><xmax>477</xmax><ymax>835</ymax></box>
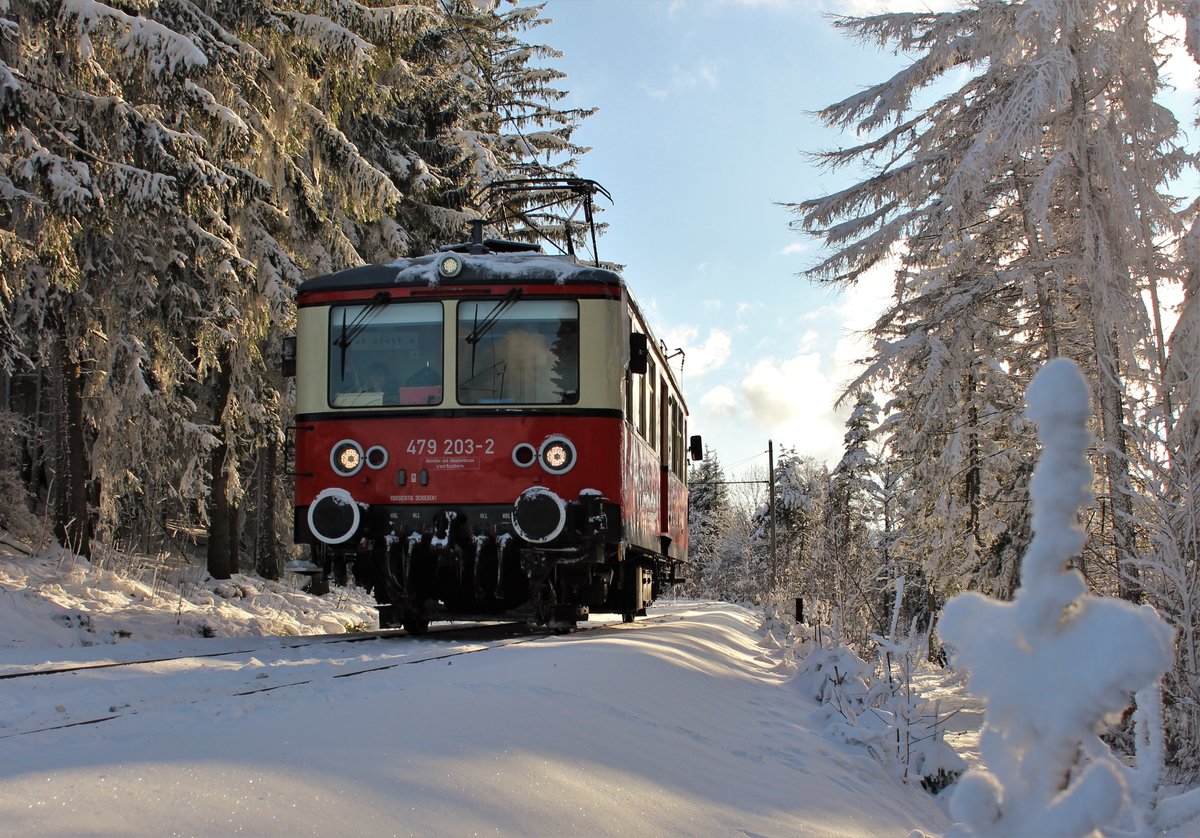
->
<box><xmin>280</xmin><ymin>12</ymin><xmax>374</xmax><ymax>65</ymax></box>
<box><xmin>60</xmin><ymin>0</ymin><xmax>207</xmax><ymax>75</ymax></box>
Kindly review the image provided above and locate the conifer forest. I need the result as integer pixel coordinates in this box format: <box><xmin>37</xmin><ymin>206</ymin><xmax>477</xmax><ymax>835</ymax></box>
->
<box><xmin>683</xmin><ymin>2</ymin><xmax>1200</xmax><ymax>777</ymax></box>
<box><xmin>0</xmin><ymin>0</ymin><xmax>589</xmax><ymax>574</ymax></box>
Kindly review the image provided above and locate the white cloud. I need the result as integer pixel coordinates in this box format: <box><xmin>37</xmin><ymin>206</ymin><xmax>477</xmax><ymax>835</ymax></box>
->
<box><xmin>736</xmin><ymin>301</ymin><xmax>757</xmax><ymax>315</ymax></box>
<box><xmin>663</xmin><ymin>325</ymin><xmax>733</xmax><ymax>377</ymax></box>
<box><xmin>686</xmin><ymin>255</ymin><xmax>895</xmax><ymax>467</ymax></box>
<box><xmin>641</xmin><ymin>60</ymin><xmax>720</xmax><ymax>99</ymax></box>
<box><xmin>727</xmin><ymin>353</ymin><xmax>847</xmax><ymax>464</ymax></box>
<box><xmin>701</xmin><ymin>384</ymin><xmax>738</xmax><ymax>416</ymax></box>
<box><xmin>741</xmin><ymin>354</ymin><xmax>829</xmax><ymax>425</ymax></box>
<box><xmin>779</xmin><ymin>242</ymin><xmax>809</xmax><ymax>256</ymax></box>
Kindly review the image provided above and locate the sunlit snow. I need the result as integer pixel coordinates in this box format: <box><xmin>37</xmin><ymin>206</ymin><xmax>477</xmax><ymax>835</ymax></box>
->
<box><xmin>0</xmin><ymin>544</ymin><xmax>950</xmax><ymax>837</ymax></box>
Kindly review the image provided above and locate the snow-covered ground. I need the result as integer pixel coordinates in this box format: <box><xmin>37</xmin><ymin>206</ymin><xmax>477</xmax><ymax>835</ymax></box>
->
<box><xmin>0</xmin><ymin>541</ymin><xmax>954</xmax><ymax>836</ymax></box>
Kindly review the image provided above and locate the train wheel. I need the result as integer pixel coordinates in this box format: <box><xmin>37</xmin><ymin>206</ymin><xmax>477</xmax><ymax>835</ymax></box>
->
<box><xmin>306</xmin><ymin>544</ymin><xmax>331</xmax><ymax>596</ymax></box>
<box><xmin>376</xmin><ymin>540</ymin><xmax>404</xmax><ymax>605</ymax></box>
<box><xmin>622</xmin><ymin>612</ymin><xmax>635</xmax><ymax>624</ymax></box>
<box><xmin>403</xmin><ymin>616</ymin><xmax>430</xmax><ymax>636</ymax></box>
<box><xmin>332</xmin><ymin>553</ymin><xmax>350</xmax><ymax>587</ymax></box>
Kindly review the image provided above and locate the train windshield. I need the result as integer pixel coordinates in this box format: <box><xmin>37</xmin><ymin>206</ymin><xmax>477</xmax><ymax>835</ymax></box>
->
<box><xmin>327</xmin><ymin>301</ymin><xmax>443</xmax><ymax>408</ymax></box>
<box><xmin>457</xmin><ymin>299</ymin><xmax>579</xmax><ymax>405</ymax></box>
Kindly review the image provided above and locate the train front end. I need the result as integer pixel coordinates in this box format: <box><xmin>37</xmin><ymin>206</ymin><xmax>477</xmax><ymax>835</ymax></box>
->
<box><xmin>290</xmin><ymin>250</ymin><xmax>640</xmax><ymax>633</ymax></box>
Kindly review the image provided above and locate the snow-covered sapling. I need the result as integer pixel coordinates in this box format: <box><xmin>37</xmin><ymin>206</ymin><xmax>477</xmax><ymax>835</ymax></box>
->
<box><xmin>940</xmin><ymin>358</ymin><xmax>1174</xmax><ymax>837</ymax></box>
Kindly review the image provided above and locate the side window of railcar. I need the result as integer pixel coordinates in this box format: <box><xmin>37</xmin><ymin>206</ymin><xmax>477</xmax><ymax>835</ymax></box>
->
<box><xmin>672</xmin><ymin>393</ymin><xmax>681</xmax><ymax>473</ymax></box>
<box><xmin>457</xmin><ymin>299</ymin><xmax>579</xmax><ymax>405</ymax></box>
<box><xmin>635</xmin><ymin>358</ymin><xmax>646</xmax><ymax>437</ymax></box>
<box><xmin>646</xmin><ymin>359</ymin><xmax>658</xmax><ymax>453</ymax></box>
<box><xmin>671</xmin><ymin>398</ymin><xmax>685</xmax><ymax>477</ymax></box>
<box><xmin>328</xmin><ymin>301</ymin><xmax>443</xmax><ymax>408</ymax></box>
<box><xmin>660</xmin><ymin>388</ymin><xmax>669</xmax><ymax>462</ymax></box>
<box><xmin>625</xmin><ymin>367</ymin><xmax>634</xmax><ymax>424</ymax></box>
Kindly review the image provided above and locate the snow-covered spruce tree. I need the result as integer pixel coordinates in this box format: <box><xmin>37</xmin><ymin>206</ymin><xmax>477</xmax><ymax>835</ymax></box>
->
<box><xmin>862</xmin><ymin>279</ymin><xmax>1035</xmax><ymax>617</ymax></box>
<box><xmin>807</xmin><ymin>393</ymin><xmax>884</xmax><ymax>649</ymax></box>
<box><xmin>1</xmin><ymin>1</ymin><xmax>593</xmax><ymax>577</ymax></box>
<box><xmin>721</xmin><ymin>508</ymin><xmax>767</xmax><ymax>604</ymax></box>
<box><xmin>0</xmin><ymin>0</ymin><xmax>226</xmax><ymax>558</ymax></box>
<box><xmin>1127</xmin><ymin>1</ymin><xmax>1200</xmax><ymax>776</ymax></box>
<box><xmin>686</xmin><ymin>446</ymin><xmax>733</xmax><ymax>599</ymax></box>
<box><xmin>750</xmin><ymin>447</ymin><xmax>826</xmax><ymax>606</ymax></box>
<box><xmin>448</xmin><ymin>0</ymin><xmax>595</xmax><ymax>247</ymax></box>
<box><xmin>359</xmin><ymin>0</ymin><xmax>593</xmax><ymax>257</ymax></box>
<box><xmin>1143</xmin><ymin>214</ymin><xmax>1200</xmax><ymax>774</ymax></box>
<box><xmin>941</xmin><ymin>358</ymin><xmax>1173</xmax><ymax>837</ymax></box>
<box><xmin>691</xmin><ymin>460</ymin><xmax>766</xmax><ymax>603</ymax></box>
<box><xmin>0</xmin><ymin>0</ymin><xmax>410</xmax><ymax>574</ymax></box>
<box><xmin>790</xmin><ymin>1</ymin><xmax>1196</xmax><ymax>607</ymax></box>
<box><xmin>1137</xmin><ymin>415</ymin><xmax>1200</xmax><ymax>778</ymax></box>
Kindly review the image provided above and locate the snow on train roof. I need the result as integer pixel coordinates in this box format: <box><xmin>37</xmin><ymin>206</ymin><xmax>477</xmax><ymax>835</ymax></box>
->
<box><xmin>299</xmin><ymin>252</ymin><xmax>623</xmax><ymax>293</ymax></box>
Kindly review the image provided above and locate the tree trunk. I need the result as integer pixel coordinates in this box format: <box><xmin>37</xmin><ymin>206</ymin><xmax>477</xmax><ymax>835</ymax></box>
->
<box><xmin>56</xmin><ymin>348</ymin><xmax>90</xmax><ymax>558</ymax></box>
<box><xmin>206</xmin><ymin>355</ymin><xmax>236</xmax><ymax>579</ymax></box>
<box><xmin>1069</xmin><ymin>72</ymin><xmax>1141</xmax><ymax>603</ymax></box>
<box><xmin>1093</xmin><ymin>325</ymin><xmax>1141</xmax><ymax>602</ymax></box>
<box><xmin>207</xmin><ymin>434</ymin><xmax>232</xmax><ymax>579</ymax></box>
<box><xmin>255</xmin><ymin>437</ymin><xmax>282</xmax><ymax>580</ymax></box>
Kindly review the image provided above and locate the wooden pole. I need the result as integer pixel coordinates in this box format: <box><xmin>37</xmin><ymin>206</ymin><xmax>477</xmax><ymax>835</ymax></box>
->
<box><xmin>768</xmin><ymin>439</ymin><xmax>777</xmax><ymax>596</ymax></box>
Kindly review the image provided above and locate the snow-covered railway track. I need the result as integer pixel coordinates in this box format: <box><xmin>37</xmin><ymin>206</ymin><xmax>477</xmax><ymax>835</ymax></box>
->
<box><xmin>0</xmin><ymin>621</ymin><xmax>519</xmax><ymax>683</ymax></box>
<box><xmin>0</xmin><ymin>617</ymin><xmax>665</xmax><ymax>740</ymax></box>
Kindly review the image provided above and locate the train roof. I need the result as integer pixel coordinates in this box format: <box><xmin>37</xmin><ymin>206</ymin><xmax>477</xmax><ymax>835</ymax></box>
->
<box><xmin>299</xmin><ymin>250</ymin><xmax>624</xmax><ymax>295</ymax></box>
<box><xmin>297</xmin><ymin>246</ymin><xmax>687</xmax><ymax>411</ymax></box>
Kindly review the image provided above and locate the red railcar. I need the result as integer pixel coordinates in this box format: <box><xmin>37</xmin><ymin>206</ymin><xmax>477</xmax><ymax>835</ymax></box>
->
<box><xmin>288</xmin><ymin>222</ymin><xmax>699</xmax><ymax>633</ymax></box>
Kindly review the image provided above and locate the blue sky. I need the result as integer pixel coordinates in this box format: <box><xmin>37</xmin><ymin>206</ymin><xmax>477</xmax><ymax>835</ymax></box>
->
<box><xmin>537</xmin><ymin>0</ymin><xmax>915</xmax><ymax>472</ymax></box>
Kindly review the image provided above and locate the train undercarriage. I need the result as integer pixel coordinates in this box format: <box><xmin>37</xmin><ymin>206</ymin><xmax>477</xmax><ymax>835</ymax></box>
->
<box><xmin>305</xmin><ymin>502</ymin><xmax>684</xmax><ymax>634</ymax></box>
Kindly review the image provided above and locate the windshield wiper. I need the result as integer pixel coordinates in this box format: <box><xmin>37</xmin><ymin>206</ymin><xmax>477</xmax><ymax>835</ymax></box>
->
<box><xmin>337</xmin><ymin>291</ymin><xmax>390</xmax><ymax>378</ymax></box>
<box><xmin>465</xmin><ymin>289</ymin><xmax>522</xmax><ymax>383</ymax></box>
<box><xmin>465</xmin><ymin>288</ymin><xmax>522</xmax><ymax>346</ymax></box>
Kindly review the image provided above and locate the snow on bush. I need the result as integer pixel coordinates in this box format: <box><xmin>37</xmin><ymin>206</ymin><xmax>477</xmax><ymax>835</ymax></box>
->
<box><xmin>784</xmin><ymin>603</ymin><xmax>966</xmax><ymax>793</ymax></box>
<box><xmin>0</xmin><ymin>543</ymin><xmax>379</xmax><ymax>649</ymax></box>
<box><xmin>940</xmin><ymin>358</ymin><xmax>1175</xmax><ymax>837</ymax></box>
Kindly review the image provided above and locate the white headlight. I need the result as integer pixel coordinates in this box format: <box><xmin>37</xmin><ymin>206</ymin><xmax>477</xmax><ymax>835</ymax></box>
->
<box><xmin>539</xmin><ymin>436</ymin><xmax>576</xmax><ymax>475</ymax></box>
<box><xmin>331</xmin><ymin>439</ymin><xmax>364</xmax><ymax>477</ymax></box>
